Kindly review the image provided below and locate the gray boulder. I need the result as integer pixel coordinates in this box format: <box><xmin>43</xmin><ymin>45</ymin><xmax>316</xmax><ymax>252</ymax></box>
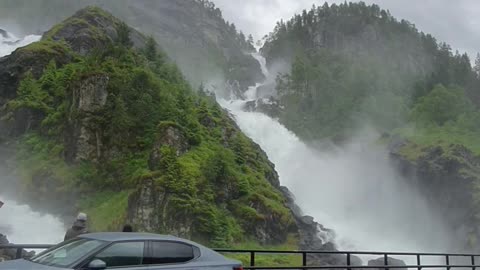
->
<box><xmin>368</xmin><ymin>257</ymin><xmax>407</xmax><ymax>270</ymax></box>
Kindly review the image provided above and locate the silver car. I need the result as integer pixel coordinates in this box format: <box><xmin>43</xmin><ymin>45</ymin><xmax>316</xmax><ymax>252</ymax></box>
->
<box><xmin>0</xmin><ymin>232</ymin><xmax>243</xmax><ymax>270</ymax></box>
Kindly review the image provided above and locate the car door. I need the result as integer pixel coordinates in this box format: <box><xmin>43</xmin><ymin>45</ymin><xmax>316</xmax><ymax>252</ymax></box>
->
<box><xmin>78</xmin><ymin>241</ymin><xmax>148</xmax><ymax>270</ymax></box>
<box><xmin>143</xmin><ymin>241</ymin><xmax>200</xmax><ymax>270</ymax></box>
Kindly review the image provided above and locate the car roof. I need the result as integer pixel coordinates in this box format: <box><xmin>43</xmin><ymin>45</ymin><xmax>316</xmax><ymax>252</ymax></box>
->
<box><xmin>79</xmin><ymin>232</ymin><xmax>186</xmax><ymax>242</ymax></box>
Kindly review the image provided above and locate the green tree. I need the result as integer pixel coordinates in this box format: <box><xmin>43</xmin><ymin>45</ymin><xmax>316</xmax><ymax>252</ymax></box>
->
<box><xmin>116</xmin><ymin>22</ymin><xmax>132</xmax><ymax>47</ymax></box>
<box><xmin>411</xmin><ymin>84</ymin><xmax>473</xmax><ymax>126</ymax></box>
<box><xmin>144</xmin><ymin>36</ymin><xmax>157</xmax><ymax>61</ymax></box>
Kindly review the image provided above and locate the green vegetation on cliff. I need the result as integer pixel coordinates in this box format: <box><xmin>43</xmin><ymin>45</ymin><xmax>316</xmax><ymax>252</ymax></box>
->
<box><xmin>3</xmin><ymin>7</ymin><xmax>294</xmax><ymax>247</ymax></box>
<box><xmin>260</xmin><ymin>1</ymin><xmax>480</xmax><ymax>250</ymax></box>
<box><xmin>263</xmin><ymin>2</ymin><xmax>480</xmax><ymax>152</ymax></box>
<box><xmin>0</xmin><ymin>0</ymin><xmax>261</xmax><ymax>90</ymax></box>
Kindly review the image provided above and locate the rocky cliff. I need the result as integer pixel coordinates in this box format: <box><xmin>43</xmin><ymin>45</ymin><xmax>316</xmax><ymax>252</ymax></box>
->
<box><xmin>390</xmin><ymin>139</ymin><xmax>480</xmax><ymax>250</ymax></box>
<box><xmin>0</xmin><ymin>6</ymin><xmax>333</xmax><ymax>251</ymax></box>
<box><xmin>0</xmin><ymin>0</ymin><xmax>263</xmax><ymax>93</ymax></box>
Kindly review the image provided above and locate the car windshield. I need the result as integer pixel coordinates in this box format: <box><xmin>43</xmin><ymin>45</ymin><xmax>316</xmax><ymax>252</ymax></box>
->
<box><xmin>30</xmin><ymin>238</ymin><xmax>106</xmax><ymax>268</ymax></box>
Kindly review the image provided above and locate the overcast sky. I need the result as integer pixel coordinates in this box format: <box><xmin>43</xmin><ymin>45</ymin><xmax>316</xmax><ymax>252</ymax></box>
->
<box><xmin>213</xmin><ymin>0</ymin><xmax>479</xmax><ymax>59</ymax></box>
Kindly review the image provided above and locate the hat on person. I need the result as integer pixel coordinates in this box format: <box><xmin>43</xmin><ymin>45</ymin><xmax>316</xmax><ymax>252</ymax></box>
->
<box><xmin>77</xmin><ymin>212</ymin><xmax>87</xmax><ymax>221</ymax></box>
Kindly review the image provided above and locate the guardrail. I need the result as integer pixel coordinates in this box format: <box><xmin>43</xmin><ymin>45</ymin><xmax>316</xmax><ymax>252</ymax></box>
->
<box><xmin>2</xmin><ymin>244</ymin><xmax>480</xmax><ymax>269</ymax></box>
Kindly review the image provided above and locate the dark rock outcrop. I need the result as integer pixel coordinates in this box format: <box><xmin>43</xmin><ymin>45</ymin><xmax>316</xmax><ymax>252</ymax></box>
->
<box><xmin>0</xmin><ymin>234</ymin><xmax>35</xmax><ymax>261</ymax></box>
<box><xmin>280</xmin><ymin>186</ymin><xmax>347</xmax><ymax>266</ymax></box>
<box><xmin>244</xmin><ymin>97</ymin><xmax>283</xmax><ymax>119</ymax></box>
<box><xmin>390</xmin><ymin>141</ymin><xmax>480</xmax><ymax>250</ymax></box>
<box><xmin>127</xmin><ymin>177</ymin><xmax>193</xmax><ymax>239</ymax></box>
<box><xmin>368</xmin><ymin>257</ymin><xmax>406</xmax><ymax>270</ymax></box>
<box><xmin>65</xmin><ymin>74</ymin><xmax>109</xmax><ymax>163</ymax></box>
<box><xmin>43</xmin><ymin>7</ymin><xmax>147</xmax><ymax>55</ymax></box>
<box><xmin>148</xmin><ymin>123</ymin><xmax>190</xmax><ymax>170</ymax></box>
<box><xmin>0</xmin><ymin>43</ymin><xmax>73</xmax><ymax>137</ymax></box>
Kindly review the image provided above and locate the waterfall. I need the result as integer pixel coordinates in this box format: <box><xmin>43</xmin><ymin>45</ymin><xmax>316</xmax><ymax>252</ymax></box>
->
<box><xmin>0</xmin><ymin>30</ymin><xmax>65</xmax><ymax>245</ymax></box>
<box><xmin>0</xmin><ymin>32</ymin><xmax>41</xmax><ymax>58</ymax></box>
<box><xmin>217</xmin><ymin>53</ymin><xmax>456</xmax><ymax>256</ymax></box>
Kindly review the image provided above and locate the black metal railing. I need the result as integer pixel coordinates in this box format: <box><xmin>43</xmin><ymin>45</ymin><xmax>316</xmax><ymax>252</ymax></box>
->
<box><xmin>1</xmin><ymin>244</ymin><xmax>480</xmax><ymax>270</ymax></box>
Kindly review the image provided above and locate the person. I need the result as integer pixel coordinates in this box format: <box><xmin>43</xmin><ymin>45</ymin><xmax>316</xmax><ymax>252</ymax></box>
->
<box><xmin>122</xmin><ymin>224</ymin><xmax>133</xmax><ymax>232</ymax></box>
<box><xmin>64</xmin><ymin>213</ymin><xmax>88</xmax><ymax>241</ymax></box>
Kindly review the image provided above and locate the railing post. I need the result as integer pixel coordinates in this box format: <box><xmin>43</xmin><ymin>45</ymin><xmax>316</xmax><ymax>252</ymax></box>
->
<box><xmin>417</xmin><ymin>254</ymin><xmax>422</xmax><ymax>270</ymax></box>
<box><xmin>302</xmin><ymin>251</ymin><xmax>307</xmax><ymax>267</ymax></box>
<box><xmin>472</xmin><ymin>255</ymin><xmax>476</xmax><ymax>270</ymax></box>
<box><xmin>347</xmin><ymin>252</ymin><xmax>351</xmax><ymax>270</ymax></box>
<box><xmin>384</xmin><ymin>253</ymin><xmax>389</xmax><ymax>270</ymax></box>
<box><xmin>15</xmin><ymin>248</ymin><xmax>22</xmax><ymax>259</ymax></box>
<box><xmin>250</xmin><ymin>251</ymin><xmax>255</xmax><ymax>267</ymax></box>
<box><xmin>445</xmin><ymin>255</ymin><xmax>450</xmax><ymax>270</ymax></box>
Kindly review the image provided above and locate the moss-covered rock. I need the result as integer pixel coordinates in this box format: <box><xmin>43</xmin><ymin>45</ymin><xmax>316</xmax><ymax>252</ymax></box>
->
<box><xmin>1</xmin><ymin>7</ymin><xmax>296</xmax><ymax>247</ymax></box>
<box><xmin>391</xmin><ymin>140</ymin><xmax>480</xmax><ymax>251</ymax></box>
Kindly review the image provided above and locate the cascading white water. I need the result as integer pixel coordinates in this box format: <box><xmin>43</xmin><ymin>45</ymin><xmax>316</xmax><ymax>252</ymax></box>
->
<box><xmin>218</xmin><ymin>53</ymin><xmax>456</xmax><ymax>258</ymax></box>
<box><xmin>0</xmin><ymin>30</ymin><xmax>65</xmax><ymax>245</ymax></box>
<box><xmin>0</xmin><ymin>32</ymin><xmax>41</xmax><ymax>57</ymax></box>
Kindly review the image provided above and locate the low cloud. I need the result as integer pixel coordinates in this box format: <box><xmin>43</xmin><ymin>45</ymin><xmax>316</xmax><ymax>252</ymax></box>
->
<box><xmin>213</xmin><ymin>0</ymin><xmax>479</xmax><ymax>58</ymax></box>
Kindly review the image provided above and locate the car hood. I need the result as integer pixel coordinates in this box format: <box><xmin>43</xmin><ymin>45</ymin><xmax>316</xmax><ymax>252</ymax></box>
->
<box><xmin>0</xmin><ymin>259</ymin><xmax>70</xmax><ymax>270</ymax></box>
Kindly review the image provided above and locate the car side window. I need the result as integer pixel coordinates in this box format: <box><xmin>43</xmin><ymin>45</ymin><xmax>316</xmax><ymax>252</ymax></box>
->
<box><xmin>93</xmin><ymin>241</ymin><xmax>145</xmax><ymax>268</ymax></box>
<box><xmin>144</xmin><ymin>241</ymin><xmax>195</xmax><ymax>264</ymax></box>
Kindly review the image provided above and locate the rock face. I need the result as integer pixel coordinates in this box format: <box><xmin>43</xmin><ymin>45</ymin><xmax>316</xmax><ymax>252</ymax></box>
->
<box><xmin>127</xmin><ymin>177</ymin><xmax>193</xmax><ymax>239</ymax></box>
<box><xmin>390</xmin><ymin>141</ymin><xmax>480</xmax><ymax>250</ymax></box>
<box><xmin>0</xmin><ymin>43</ymin><xmax>73</xmax><ymax>137</ymax></box>
<box><xmin>0</xmin><ymin>1</ymin><xmax>263</xmax><ymax>92</ymax></box>
<box><xmin>244</xmin><ymin>97</ymin><xmax>283</xmax><ymax>119</ymax></box>
<box><xmin>0</xmin><ymin>234</ymin><xmax>35</xmax><ymax>261</ymax></box>
<box><xmin>43</xmin><ymin>7</ymin><xmax>147</xmax><ymax>55</ymax></box>
<box><xmin>368</xmin><ymin>257</ymin><xmax>406</xmax><ymax>270</ymax></box>
<box><xmin>280</xmin><ymin>187</ymin><xmax>347</xmax><ymax>265</ymax></box>
<box><xmin>65</xmin><ymin>74</ymin><xmax>109</xmax><ymax>163</ymax></box>
<box><xmin>148</xmin><ymin>123</ymin><xmax>189</xmax><ymax>170</ymax></box>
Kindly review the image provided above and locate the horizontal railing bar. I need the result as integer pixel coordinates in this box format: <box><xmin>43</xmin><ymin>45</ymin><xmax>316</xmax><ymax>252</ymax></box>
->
<box><xmin>216</xmin><ymin>249</ymin><xmax>480</xmax><ymax>257</ymax></box>
<box><xmin>243</xmin><ymin>266</ymin><xmax>480</xmax><ymax>270</ymax></box>
<box><xmin>1</xmin><ymin>245</ymin><xmax>478</xmax><ymax>257</ymax></box>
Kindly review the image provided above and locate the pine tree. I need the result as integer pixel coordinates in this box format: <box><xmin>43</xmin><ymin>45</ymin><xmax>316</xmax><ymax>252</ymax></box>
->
<box><xmin>116</xmin><ymin>22</ymin><xmax>132</xmax><ymax>47</ymax></box>
<box><xmin>474</xmin><ymin>53</ymin><xmax>480</xmax><ymax>78</ymax></box>
<box><xmin>145</xmin><ymin>36</ymin><xmax>157</xmax><ymax>61</ymax></box>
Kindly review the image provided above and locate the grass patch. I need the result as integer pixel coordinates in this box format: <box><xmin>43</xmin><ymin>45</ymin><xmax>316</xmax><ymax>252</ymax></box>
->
<box><xmin>78</xmin><ymin>190</ymin><xmax>132</xmax><ymax>232</ymax></box>
<box><xmin>222</xmin><ymin>234</ymin><xmax>302</xmax><ymax>267</ymax></box>
<box><xmin>394</xmin><ymin>126</ymin><xmax>480</xmax><ymax>160</ymax></box>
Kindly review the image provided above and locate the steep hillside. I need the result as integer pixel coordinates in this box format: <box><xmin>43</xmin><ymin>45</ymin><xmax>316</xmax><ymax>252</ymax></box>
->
<box><xmin>0</xmin><ymin>7</ymin><xmax>294</xmax><ymax>247</ymax></box>
<box><xmin>260</xmin><ymin>2</ymin><xmax>479</xmax><ymax>141</ymax></box>
<box><xmin>0</xmin><ymin>0</ymin><xmax>263</xmax><ymax>94</ymax></box>
<box><xmin>258</xmin><ymin>1</ymin><xmax>480</xmax><ymax>250</ymax></box>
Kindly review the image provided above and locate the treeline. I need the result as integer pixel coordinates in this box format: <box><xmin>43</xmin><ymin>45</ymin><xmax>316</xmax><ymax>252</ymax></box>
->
<box><xmin>262</xmin><ymin>1</ymin><xmax>480</xmax><ymax>144</ymax></box>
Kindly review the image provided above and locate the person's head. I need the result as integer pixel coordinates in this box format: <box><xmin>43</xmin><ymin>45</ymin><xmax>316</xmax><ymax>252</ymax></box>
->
<box><xmin>122</xmin><ymin>224</ymin><xmax>133</xmax><ymax>232</ymax></box>
<box><xmin>76</xmin><ymin>212</ymin><xmax>87</xmax><ymax>222</ymax></box>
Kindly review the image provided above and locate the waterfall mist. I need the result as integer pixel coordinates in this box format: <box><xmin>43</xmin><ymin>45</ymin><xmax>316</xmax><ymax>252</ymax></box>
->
<box><xmin>0</xmin><ymin>30</ymin><xmax>64</xmax><ymax>245</ymax></box>
<box><xmin>216</xmin><ymin>53</ymin><xmax>459</xmax><ymax>256</ymax></box>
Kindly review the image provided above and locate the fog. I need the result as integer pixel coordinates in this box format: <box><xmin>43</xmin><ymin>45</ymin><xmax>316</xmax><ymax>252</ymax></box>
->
<box><xmin>0</xmin><ymin>1</ymin><xmax>469</xmax><ymax>256</ymax></box>
<box><xmin>0</xmin><ymin>33</ymin><xmax>65</xmax><ymax>245</ymax></box>
<box><xmin>216</xmin><ymin>53</ymin><xmax>461</xmax><ymax>259</ymax></box>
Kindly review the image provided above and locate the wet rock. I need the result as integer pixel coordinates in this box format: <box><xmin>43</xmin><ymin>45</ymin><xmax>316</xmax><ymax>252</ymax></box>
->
<box><xmin>127</xmin><ymin>177</ymin><xmax>193</xmax><ymax>239</ymax></box>
<box><xmin>148</xmin><ymin>123</ymin><xmax>189</xmax><ymax>170</ymax></box>
<box><xmin>0</xmin><ymin>234</ymin><xmax>35</xmax><ymax>261</ymax></box>
<box><xmin>280</xmin><ymin>186</ymin><xmax>345</xmax><ymax>266</ymax></box>
<box><xmin>243</xmin><ymin>97</ymin><xmax>283</xmax><ymax>119</ymax></box>
<box><xmin>44</xmin><ymin>7</ymin><xmax>147</xmax><ymax>55</ymax></box>
<box><xmin>390</xmin><ymin>142</ymin><xmax>480</xmax><ymax>251</ymax></box>
<box><xmin>65</xmin><ymin>74</ymin><xmax>109</xmax><ymax>163</ymax></box>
